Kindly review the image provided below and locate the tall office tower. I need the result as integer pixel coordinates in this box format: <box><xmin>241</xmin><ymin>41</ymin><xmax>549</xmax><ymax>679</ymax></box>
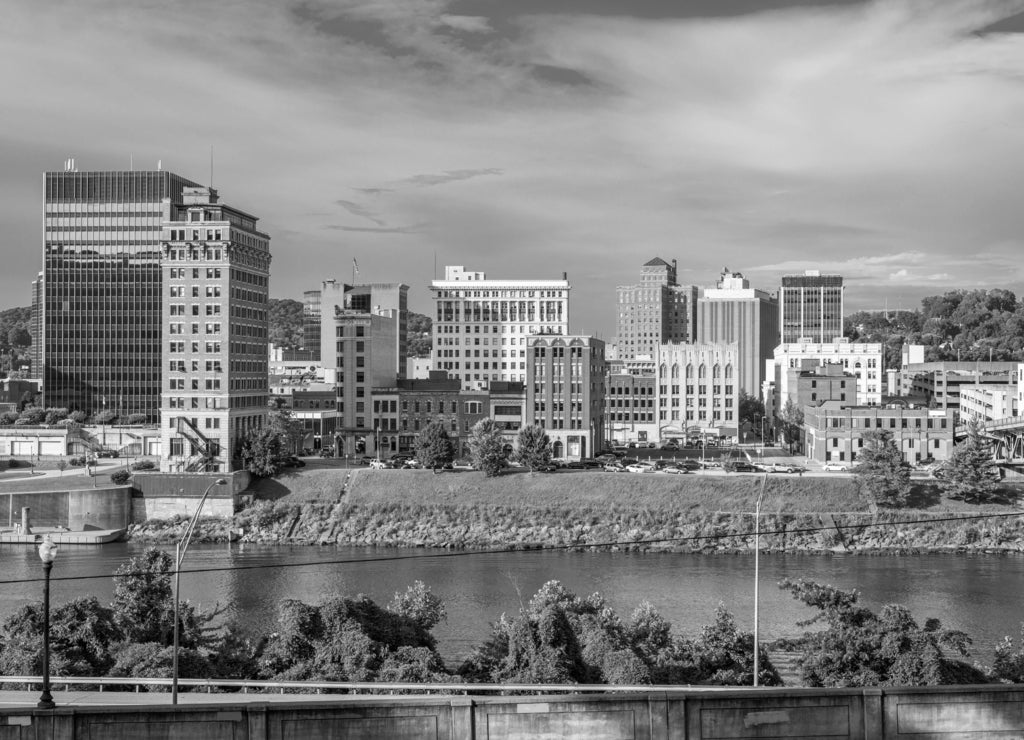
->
<box><xmin>43</xmin><ymin>167</ymin><xmax>204</xmax><ymax>418</ymax></box>
<box><xmin>160</xmin><ymin>186</ymin><xmax>271</xmax><ymax>473</ymax></box>
<box><xmin>696</xmin><ymin>268</ymin><xmax>779</xmax><ymax>398</ymax></box>
<box><xmin>525</xmin><ymin>335</ymin><xmax>605</xmax><ymax>459</ymax></box>
<box><xmin>29</xmin><ymin>273</ymin><xmax>43</xmax><ymax>378</ymax></box>
<box><xmin>430</xmin><ymin>266</ymin><xmax>571</xmax><ymax>390</ymax></box>
<box><xmin>779</xmin><ymin>270</ymin><xmax>844</xmax><ymax>344</ymax></box>
<box><xmin>615</xmin><ymin>258</ymin><xmax>698</xmax><ymax>361</ymax></box>
<box><xmin>319</xmin><ymin>280</ymin><xmax>408</xmax><ymax>456</ymax></box>
<box><xmin>320</xmin><ymin>280</ymin><xmax>409</xmax><ymax>378</ymax></box>
<box><xmin>302</xmin><ymin>289</ymin><xmax>322</xmax><ymax>360</ymax></box>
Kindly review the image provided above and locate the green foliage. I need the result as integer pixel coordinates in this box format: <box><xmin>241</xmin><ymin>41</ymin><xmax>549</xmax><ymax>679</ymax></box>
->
<box><xmin>268</xmin><ymin>408</ymin><xmax>305</xmax><ymax>456</ymax></box>
<box><xmin>0</xmin><ymin>597</ymin><xmax>120</xmax><ymax>677</ymax></box>
<box><xmin>258</xmin><ymin>589</ymin><xmax>448</xmax><ymax>682</ymax></box>
<box><xmin>109</xmin><ymin>642</ymin><xmax>211</xmax><ymax>686</ymax></box>
<box><xmin>18</xmin><ymin>406</ymin><xmax>45</xmax><ymax>425</ymax></box>
<box><xmin>92</xmin><ymin>409</ymin><xmax>118</xmax><ymax>425</ymax></box>
<box><xmin>44</xmin><ymin>407</ymin><xmax>69</xmax><ymax>424</ymax></box>
<box><xmin>855</xmin><ymin>429</ymin><xmax>911</xmax><ymax>507</ymax></box>
<box><xmin>513</xmin><ymin>425</ymin><xmax>552</xmax><ymax>471</ymax></box>
<box><xmin>991</xmin><ymin>625</ymin><xmax>1024</xmax><ymax>683</ymax></box>
<box><xmin>268</xmin><ymin>298</ymin><xmax>304</xmax><ymax>351</ymax></box>
<box><xmin>941</xmin><ymin>419</ymin><xmax>999</xmax><ymax>504</ymax></box>
<box><xmin>407</xmin><ymin>312</ymin><xmax>432</xmax><ymax>358</ymax></box>
<box><xmin>415</xmin><ymin>422</ymin><xmax>455</xmax><ymax>470</ymax></box>
<box><xmin>241</xmin><ymin>427</ymin><xmax>283</xmax><ymax>478</ymax></box>
<box><xmin>69</xmin><ymin>410</ymin><xmax>88</xmax><ymax>423</ymax></box>
<box><xmin>111</xmin><ymin>547</ymin><xmax>202</xmax><ymax>647</ymax></box>
<box><xmin>110</xmin><ymin>469</ymin><xmax>131</xmax><ymax>485</ymax></box>
<box><xmin>458</xmin><ymin>581</ymin><xmax>779</xmax><ymax>687</ymax></box>
<box><xmin>125</xmin><ymin>413</ymin><xmax>148</xmax><ymax>425</ymax></box>
<box><xmin>469</xmin><ymin>418</ymin><xmax>507</xmax><ymax>477</ymax></box>
<box><xmin>779</xmin><ymin>578</ymin><xmax>984</xmax><ymax>687</ymax></box>
<box><xmin>0</xmin><ymin>411</ymin><xmax>17</xmax><ymax>425</ymax></box>
<box><xmin>777</xmin><ymin>399</ymin><xmax>804</xmax><ymax>453</ymax></box>
<box><xmin>737</xmin><ymin>391</ymin><xmax>765</xmax><ymax>429</ymax></box>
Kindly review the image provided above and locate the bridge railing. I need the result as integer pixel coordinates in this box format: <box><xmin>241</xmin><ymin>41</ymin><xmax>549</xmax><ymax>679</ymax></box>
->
<box><xmin>0</xmin><ymin>675</ymin><xmax>714</xmax><ymax>695</ymax></box>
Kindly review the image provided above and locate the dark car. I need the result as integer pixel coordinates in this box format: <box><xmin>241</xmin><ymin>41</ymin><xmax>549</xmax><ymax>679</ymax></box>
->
<box><xmin>565</xmin><ymin>460</ymin><xmax>586</xmax><ymax>470</ymax></box>
<box><xmin>723</xmin><ymin>460</ymin><xmax>757</xmax><ymax>473</ymax></box>
<box><xmin>277</xmin><ymin>456</ymin><xmax>305</xmax><ymax>468</ymax></box>
<box><xmin>97</xmin><ymin>449</ymin><xmax>118</xmax><ymax>458</ymax></box>
<box><xmin>580</xmin><ymin>458</ymin><xmax>604</xmax><ymax>469</ymax></box>
<box><xmin>319</xmin><ymin>448</ymin><xmax>335</xmax><ymax>457</ymax></box>
<box><xmin>676</xmin><ymin>459</ymin><xmax>701</xmax><ymax>471</ymax></box>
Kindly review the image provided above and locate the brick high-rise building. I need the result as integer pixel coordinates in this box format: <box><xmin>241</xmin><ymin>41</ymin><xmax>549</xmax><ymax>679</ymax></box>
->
<box><xmin>42</xmin><ymin>167</ymin><xmax>204</xmax><ymax>418</ymax></box>
<box><xmin>615</xmin><ymin>258</ymin><xmax>698</xmax><ymax>361</ymax></box>
<box><xmin>160</xmin><ymin>186</ymin><xmax>271</xmax><ymax>472</ymax></box>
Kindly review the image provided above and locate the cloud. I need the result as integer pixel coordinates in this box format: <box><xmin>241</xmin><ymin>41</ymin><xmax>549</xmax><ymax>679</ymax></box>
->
<box><xmin>3</xmin><ymin>0</ymin><xmax>1024</xmax><ymax>329</ymax></box>
<box><xmin>335</xmin><ymin>199</ymin><xmax>385</xmax><ymax>226</ymax></box>
<box><xmin>439</xmin><ymin>14</ymin><xmax>492</xmax><ymax>33</ymax></box>
<box><xmin>399</xmin><ymin>168</ymin><xmax>504</xmax><ymax>187</ymax></box>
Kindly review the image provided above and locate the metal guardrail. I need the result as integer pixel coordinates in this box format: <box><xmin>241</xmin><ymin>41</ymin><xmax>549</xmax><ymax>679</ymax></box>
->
<box><xmin>0</xmin><ymin>675</ymin><xmax>716</xmax><ymax>695</ymax></box>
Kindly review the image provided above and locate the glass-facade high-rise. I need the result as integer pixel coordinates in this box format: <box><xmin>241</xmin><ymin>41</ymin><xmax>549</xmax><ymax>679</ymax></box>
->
<box><xmin>780</xmin><ymin>270</ymin><xmax>844</xmax><ymax>344</ymax></box>
<box><xmin>42</xmin><ymin>170</ymin><xmax>202</xmax><ymax>419</ymax></box>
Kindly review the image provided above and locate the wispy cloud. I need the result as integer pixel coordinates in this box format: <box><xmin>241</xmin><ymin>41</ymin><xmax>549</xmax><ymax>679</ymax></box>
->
<box><xmin>335</xmin><ymin>199</ymin><xmax>385</xmax><ymax>226</ymax></box>
<box><xmin>399</xmin><ymin>168</ymin><xmax>504</xmax><ymax>187</ymax></box>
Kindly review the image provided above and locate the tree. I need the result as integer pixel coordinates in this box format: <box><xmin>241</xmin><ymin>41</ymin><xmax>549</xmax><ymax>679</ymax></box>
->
<box><xmin>240</xmin><ymin>427</ymin><xmax>283</xmax><ymax>478</ymax></box>
<box><xmin>513</xmin><ymin>425</ymin><xmax>552</xmax><ymax>471</ymax></box>
<box><xmin>407</xmin><ymin>312</ymin><xmax>433</xmax><ymax>358</ymax></box>
<box><xmin>44</xmin><ymin>407</ymin><xmax>69</xmax><ymax>425</ymax></box>
<box><xmin>7</xmin><ymin>327</ymin><xmax>30</xmax><ymax>348</ymax></box>
<box><xmin>268</xmin><ymin>407</ymin><xmax>304</xmax><ymax>456</ymax></box>
<box><xmin>111</xmin><ymin>547</ymin><xmax>201</xmax><ymax>648</ymax></box>
<box><xmin>855</xmin><ymin>429</ymin><xmax>912</xmax><ymax>507</ymax></box>
<box><xmin>777</xmin><ymin>398</ymin><xmax>804</xmax><ymax>453</ymax></box>
<box><xmin>414</xmin><ymin>421</ymin><xmax>455</xmax><ymax>470</ymax></box>
<box><xmin>268</xmin><ymin>298</ymin><xmax>304</xmax><ymax>350</ymax></box>
<box><xmin>17</xmin><ymin>406</ymin><xmax>45</xmax><ymax>425</ymax></box>
<box><xmin>93</xmin><ymin>409</ymin><xmax>118</xmax><ymax>425</ymax></box>
<box><xmin>738</xmin><ymin>391</ymin><xmax>764</xmax><ymax>430</ymax></box>
<box><xmin>0</xmin><ymin>597</ymin><xmax>120</xmax><ymax>677</ymax></box>
<box><xmin>779</xmin><ymin>578</ymin><xmax>985</xmax><ymax>687</ymax></box>
<box><xmin>941</xmin><ymin>419</ymin><xmax>999</xmax><ymax>504</ymax></box>
<box><xmin>468</xmin><ymin>418</ymin><xmax>507</xmax><ymax>477</ymax></box>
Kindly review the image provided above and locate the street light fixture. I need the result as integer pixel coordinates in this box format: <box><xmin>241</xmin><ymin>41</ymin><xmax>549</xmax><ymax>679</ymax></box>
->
<box><xmin>753</xmin><ymin>474</ymin><xmax>767</xmax><ymax>687</ymax></box>
<box><xmin>171</xmin><ymin>477</ymin><xmax>227</xmax><ymax>704</ymax></box>
<box><xmin>37</xmin><ymin>535</ymin><xmax>59</xmax><ymax>710</ymax></box>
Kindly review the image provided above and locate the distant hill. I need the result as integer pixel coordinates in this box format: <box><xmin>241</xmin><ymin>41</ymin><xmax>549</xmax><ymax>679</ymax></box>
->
<box><xmin>0</xmin><ymin>307</ymin><xmax>32</xmax><ymax>350</ymax></box>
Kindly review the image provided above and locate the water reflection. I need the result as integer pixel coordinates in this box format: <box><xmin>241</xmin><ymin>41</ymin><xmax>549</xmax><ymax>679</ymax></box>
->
<box><xmin>2</xmin><ymin>543</ymin><xmax>1021</xmax><ymax>664</ymax></box>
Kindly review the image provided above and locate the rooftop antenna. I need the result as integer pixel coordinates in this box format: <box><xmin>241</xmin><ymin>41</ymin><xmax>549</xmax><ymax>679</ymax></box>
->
<box><xmin>209</xmin><ymin>144</ymin><xmax>214</xmax><ymax>188</ymax></box>
<box><xmin>157</xmin><ymin>159</ymin><xmax>162</xmax><ymax>171</ymax></box>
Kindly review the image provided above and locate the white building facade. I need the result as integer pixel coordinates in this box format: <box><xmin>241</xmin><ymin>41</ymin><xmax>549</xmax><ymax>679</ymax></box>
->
<box><xmin>656</xmin><ymin>342</ymin><xmax>741</xmax><ymax>443</ymax></box>
<box><xmin>770</xmin><ymin>340</ymin><xmax>883</xmax><ymax>413</ymax></box>
<box><xmin>430</xmin><ymin>266</ymin><xmax>570</xmax><ymax>390</ymax></box>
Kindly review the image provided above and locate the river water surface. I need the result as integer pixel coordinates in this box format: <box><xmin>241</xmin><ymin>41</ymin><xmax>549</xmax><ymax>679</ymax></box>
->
<box><xmin>2</xmin><ymin>543</ymin><xmax>1022</xmax><ymax>665</ymax></box>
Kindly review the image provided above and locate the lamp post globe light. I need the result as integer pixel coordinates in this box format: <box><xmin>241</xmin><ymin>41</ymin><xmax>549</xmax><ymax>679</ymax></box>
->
<box><xmin>172</xmin><ymin>477</ymin><xmax>228</xmax><ymax>704</ymax></box>
<box><xmin>37</xmin><ymin>535</ymin><xmax>59</xmax><ymax>710</ymax></box>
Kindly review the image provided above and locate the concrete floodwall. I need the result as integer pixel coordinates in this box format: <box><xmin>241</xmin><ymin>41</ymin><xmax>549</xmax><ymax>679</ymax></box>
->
<box><xmin>7</xmin><ymin>685</ymin><xmax>1024</xmax><ymax>739</ymax></box>
<box><xmin>1</xmin><ymin>487</ymin><xmax>130</xmax><ymax>530</ymax></box>
<box><xmin>131</xmin><ymin>471</ymin><xmax>250</xmax><ymax>522</ymax></box>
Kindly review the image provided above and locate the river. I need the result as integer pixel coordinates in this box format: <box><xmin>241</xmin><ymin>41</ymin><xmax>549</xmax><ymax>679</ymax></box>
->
<box><xmin>2</xmin><ymin>543</ymin><xmax>1022</xmax><ymax>665</ymax></box>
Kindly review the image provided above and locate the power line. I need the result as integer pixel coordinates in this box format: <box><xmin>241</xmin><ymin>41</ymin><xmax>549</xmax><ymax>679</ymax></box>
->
<box><xmin>2</xmin><ymin>510</ymin><xmax>1022</xmax><ymax>587</ymax></box>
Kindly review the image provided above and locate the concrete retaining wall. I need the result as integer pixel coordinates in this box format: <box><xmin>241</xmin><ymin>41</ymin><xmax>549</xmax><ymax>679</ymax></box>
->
<box><xmin>6</xmin><ymin>685</ymin><xmax>1024</xmax><ymax>739</ymax></box>
<box><xmin>130</xmin><ymin>471</ymin><xmax>250</xmax><ymax>522</ymax></box>
<box><xmin>1</xmin><ymin>487</ymin><xmax>130</xmax><ymax>530</ymax></box>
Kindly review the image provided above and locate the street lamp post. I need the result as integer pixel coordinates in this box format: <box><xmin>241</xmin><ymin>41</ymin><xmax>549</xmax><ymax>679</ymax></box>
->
<box><xmin>172</xmin><ymin>477</ymin><xmax>227</xmax><ymax>704</ymax></box>
<box><xmin>37</xmin><ymin>535</ymin><xmax>59</xmax><ymax>710</ymax></box>
<box><xmin>753</xmin><ymin>474</ymin><xmax>767</xmax><ymax>687</ymax></box>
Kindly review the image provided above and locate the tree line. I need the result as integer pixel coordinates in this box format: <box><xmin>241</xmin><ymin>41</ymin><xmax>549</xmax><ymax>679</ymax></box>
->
<box><xmin>844</xmin><ymin>288</ymin><xmax>1024</xmax><ymax>369</ymax></box>
<box><xmin>5</xmin><ymin>547</ymin><xmax>1024</xmax><ymax>689</ymax></box>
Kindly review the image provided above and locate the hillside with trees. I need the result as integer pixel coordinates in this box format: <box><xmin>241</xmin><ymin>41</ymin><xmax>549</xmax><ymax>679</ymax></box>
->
<box><xmin>845</xmin><ymin>289</ymin><xmax>1024</xmax><ymax>369</ymax></box>
<box><xmin>268</xmin><ymin>298</ymin><xmax>304</xmax><ymax>350</ymax></box>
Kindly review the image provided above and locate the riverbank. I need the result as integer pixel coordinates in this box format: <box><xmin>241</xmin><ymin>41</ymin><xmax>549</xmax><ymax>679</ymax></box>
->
<box><xmin>125</xmin><ymin>468</ymin><xmax>1024</xmax><ymax>554</ymax></box>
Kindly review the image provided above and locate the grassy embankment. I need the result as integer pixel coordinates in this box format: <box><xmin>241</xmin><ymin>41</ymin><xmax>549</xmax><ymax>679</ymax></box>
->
<box><xmin>130</xmin><ymin>468</ymin><xmax>1024</xmax><ymax>553</ymax></box>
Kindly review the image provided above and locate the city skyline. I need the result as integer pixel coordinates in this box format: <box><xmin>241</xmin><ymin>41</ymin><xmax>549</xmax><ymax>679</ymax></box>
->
<box><xmin>5</xmin><ymin>0</ymin><xmax>1024</xmax><ymax>339</ymax></box>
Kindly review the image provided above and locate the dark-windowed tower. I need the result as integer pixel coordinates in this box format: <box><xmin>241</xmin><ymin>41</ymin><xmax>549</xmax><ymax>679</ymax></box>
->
<box><xmin>42</xmin><ymin>167</ymin><xmax>203</xmax><ymax>418</ymax></box>
<box><xmin>780</xmin><ymin>270</ymin><xmax>844</xmax><ymax>344</ymax></box>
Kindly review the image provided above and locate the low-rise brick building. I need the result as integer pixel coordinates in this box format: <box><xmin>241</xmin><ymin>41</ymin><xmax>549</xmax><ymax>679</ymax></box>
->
<box><xmin>804</xmin><ymin>404</ymin><xmax>955</xmax><ymax>466</ymax></box>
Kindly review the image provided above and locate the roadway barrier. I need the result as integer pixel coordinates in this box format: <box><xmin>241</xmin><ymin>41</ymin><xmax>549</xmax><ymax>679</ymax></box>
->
<box><xmin>4</xmin><ymin>680</ymin><xmax>1024</xmax><ymax>739</ymax></box>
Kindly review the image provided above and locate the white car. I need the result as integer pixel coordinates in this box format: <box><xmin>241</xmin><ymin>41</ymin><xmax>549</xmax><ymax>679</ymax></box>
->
<box><xmin>763</xmin><ymin>463</ymin><xmax>802</xmax><ymax>474</ymax></box>
<box><xmin>822</xmin><ymin>462</ymin><xmax>849</xmax><ymax>472</ymax></box>
<box><xmin>625</xmin><ymin>463</ymin><xmax>655</xmax><ymax>473</ymax></box>
<box><xmin>368</xmin><ymin>459</ymin><xmax>388</xmax><ymax>469</ymax></box>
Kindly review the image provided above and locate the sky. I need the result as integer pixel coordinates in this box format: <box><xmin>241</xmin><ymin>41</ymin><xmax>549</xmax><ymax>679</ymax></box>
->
<box><xmin>4</xmin><ymin>0</ymin><xmax>1024</xmax><ymax>339</ymax></box>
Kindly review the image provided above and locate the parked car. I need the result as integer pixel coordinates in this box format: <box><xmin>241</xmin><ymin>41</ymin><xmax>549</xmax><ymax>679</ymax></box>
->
<box><xmin>277</xmin><ymin>455</ymin><xmax>305</xmax><ymax>468</ymax></box>
<box><xmin>822</xmin><ymin>462</ymin><xmax>849</xmax><ymax>472</ymax></box>
<box><xmin>603</xmin><ymin>462</ymin><xmax>626</xmax><ymax>472</ymax></box>
<box><xmin>580</xmin><ymin>458</ymin><xmax>603</xmax><ymax>469</ymax></box>
<box><xmin>368</xmin><ymin>459</ymin><xmax>389</xmax><ymax>469</ymax></box>
<box><xmin>97</xmin><ymin>449</ymin><xmax>118</xmax><ymax>458</ymax></box>
<box><xmin>625</xmin><ymin>462</ymin><xmax>656</xmax><ymax>473</ymax></box>
<box><xmin>564</xmin><ymin>460</ymin><xmax>586</xmax><ymax>470</ymax></box>
<box><xmin>723</xmin><ymin>460</ymin><xmax>758</xmax><ymax>473</ymax></box>
<box><xmin>319</xmin><ymin>448</ymin><xmax>335</xmax><ymax>457</ymax></box>
<box><xmin>452</xmin><ymin>459</ymin><xmax>475</xmax><ymax>471</ymax></box>
<box><xmin>661</xmin><ymin>441</ymin><xmax>680</xmax><ymax>451</ymax></box>
<box><xmin>676</xmin><ymin>459</ymin><xmax>701</xmax><ymax>471</ymax></box>
<box><xmin>663</xmin><ymin>464</ymin><xmax>690</xmax><ymax>475</ymax></box>
<box><xmin>762</xmin><ymin>462</ymin><xmax>803</xmax><ymax>474</ymax></box>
